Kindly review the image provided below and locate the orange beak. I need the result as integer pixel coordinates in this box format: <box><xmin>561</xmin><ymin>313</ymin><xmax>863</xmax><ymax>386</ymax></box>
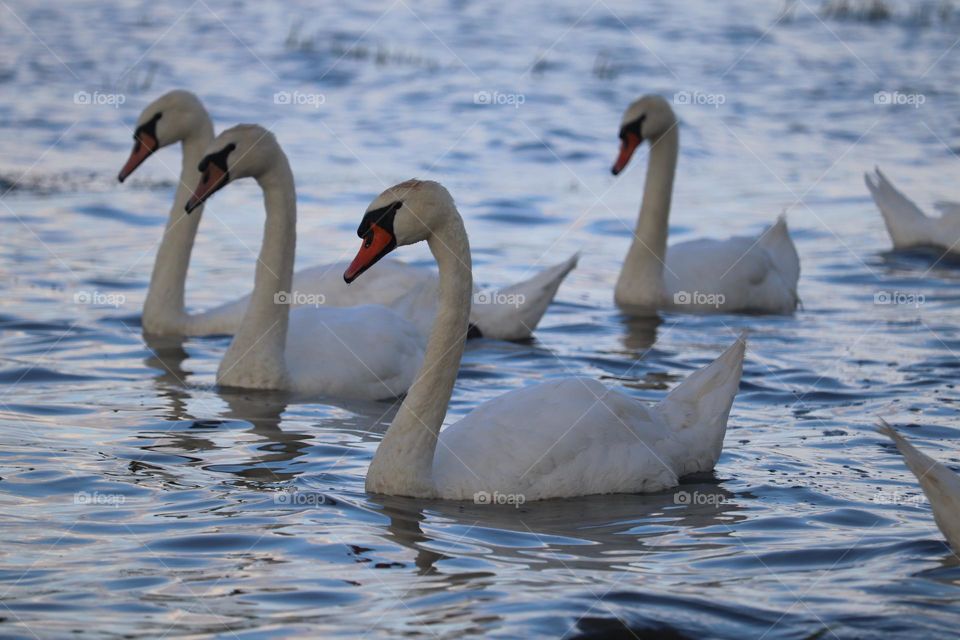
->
<box><xmin>185</xmin><ymin>164</ymin><xmax>228</xmax><ymax>213</ymax></box>
<box><xmin>344</xmin><ymin>224</ymin><xmax>396</xmax><ymax>283</ymax></box>
<box><xmin>117</xmin><ymin>132</ymin><xmax>158</xmax><ymax>182</ymax></box>
<box><xmin>611</xmin><ymin>132</ymin><xmax>641</xmax><ymax>176</ymax></box>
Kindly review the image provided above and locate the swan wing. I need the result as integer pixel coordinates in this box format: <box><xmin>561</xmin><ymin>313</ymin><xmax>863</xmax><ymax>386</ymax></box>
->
<box><xmin>284</xmin><ymin>304</ymin><xmax>424</xmax><ymax>400</ymax></box>
<box><xmin>433</xmin><ymin>377</ymin><xmax>679</xmax><ymax>501</ymax></box>
<box><xmin>179</xmin><ymin>258</ymin><xmax>433</xmax><ymax>337</ymax></box>
<box><xmin>291</xmin><ymin>258</ymin><xmax>436</xmax><ymax>308</ymax></box>
<box><xmin>756</xmin><ymin>215</ymin><xmax>800</xmax><ymax>292</ymax></box>
<box><xmin>665</xmin><ymin>230</ymin><xmax>797</xmax><ymax>313</ymax></box>
<box><xmin>864</xmin><ymin>167</ymin><xmax>936</xmax><ymax>249</ymax></box>
<box><xmin>432</xmin><ymin>337</ymin><xmax>744</xmax><ymax>501</ymax></box>
<box><xmin>878</xmin><ymin>420</ymin><xmax>960</xmax><ymax>551</ymax></box>
<box><xmin>656</xmin><ymin>336</ymin><xmax>745</xmax><ymax>476</ymax></box>
<box><xmin>469</xmin><ymin>252</ymin><xmax>579</xmax><ymax>340</ymax></box>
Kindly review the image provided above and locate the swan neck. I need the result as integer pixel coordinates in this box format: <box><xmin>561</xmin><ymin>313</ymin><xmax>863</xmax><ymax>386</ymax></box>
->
<box><xmin>367</xmin><ymin>213</ymin><xmax>473</xmax><ymax>497</ymax></box>
<box><xmin>142</xmin><ymin>121</ymin><xmax>215</xmax><ymax>334</ymax></box>
<box><xmin>218</xmin><ymin>158</ymin><xmax>296</xmax><ymax>387</ymax></box>
<box><xmin>615</xmin><ymin>126</ymin><xmax>678</xmax><ymax>309</ymax></box>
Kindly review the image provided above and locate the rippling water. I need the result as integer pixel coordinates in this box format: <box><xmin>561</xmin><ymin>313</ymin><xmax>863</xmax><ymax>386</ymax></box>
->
<box><xmin>3</xmin><ymin>0</ymin><xmax>960</xmax><ymax>637</ymax></box>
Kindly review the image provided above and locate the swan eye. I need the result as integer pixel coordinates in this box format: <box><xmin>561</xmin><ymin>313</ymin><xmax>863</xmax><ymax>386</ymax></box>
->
<box><xmin>133</xmin><ymin>112</ymin><xmax>162</xmax><ymax>147</ymax></box>
<box><xmin>619</xmin><ymin>114</ymin><xmax>645</xmax><ymax>142</ymax></box>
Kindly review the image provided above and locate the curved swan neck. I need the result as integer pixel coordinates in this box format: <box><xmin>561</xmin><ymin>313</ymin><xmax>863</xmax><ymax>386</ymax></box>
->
<box><xmin>366</xmin><ymin>212</ymin><xmax>473</xmax><ymax>497</ymax></box>
<box><xmin>615</xmin><ymin>125</ymin><xmax>679</xmax><ymax>310</ymax></box>
<box><xmin>142</xmin><ymin>119</ymin><xmax>215</xmax><ymax>334</ymax></box>
<box><xmin>217</xmin><ymin>156</ymin><xmax>296</xmax><ymax>388</ymax></box>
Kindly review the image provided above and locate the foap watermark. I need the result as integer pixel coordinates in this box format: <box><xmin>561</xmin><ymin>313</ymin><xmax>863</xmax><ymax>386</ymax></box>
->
<box><xmin>874</xmin><ymin>91</ymin><xmax>925</xmax><ymax>108</ymax></box>
<box><xmin>674</xmin><ymin>490</ymin><xmax>727</xmax><ymax>507</ymax></box>
<box><xmin>273</xmin><ymin>90</ymin><xmax>325</xmax><ymax>109</ymax></box>
<box><xmin>473</xmin><ymin>490</ymin><xmax>526</xmax><ymax>508</ymax></box>
<box><xmin>874</xmin><ymin>290</ymin><xmax>924</xmax><ymax>307</ymax></box>
<box><xmin>673</xmin><ymin>90</ymin><xmax>725</xmax><ymax>109</ymax></box>
<box><xmin>473</xmin><ymin>291</ymin><xmax>525</xmax><ymax>309</ymax></box>
<box><xmin>673</xmin><ymin>290</ymin><xmax>725</xmax><ymax>309</ymax></box>
<box><xmin>473</xmin><ymin>90</ymin><xmax>525</xmax><ymax>109</ymax></box>
<box><xmin>73</xmin><ymin>290</ymin><xmax>126</xmax><ymax>308</ymax></box>
<box><xmin>74</xmin><ymin>90</ymin><xmax>126</xmax><ymax>108</ymax></box>
<box><xmin>273</xmin><ymin>490</ymin><xmax>333</xmax><ymax>506</ymax></box>
<box><xmin>873</xmin><ymin>490</ymin><xmax>927</xmax><ymax>506</ymax></box>
<box><xmin>274</xmin><ymin>291</ymin><xmax>326</xmax><ymax>307</ymax></box>
<box><xmin>74</xmin><ymin>491</ymin><xmax>126</xmax><ymax>507</ymax></box>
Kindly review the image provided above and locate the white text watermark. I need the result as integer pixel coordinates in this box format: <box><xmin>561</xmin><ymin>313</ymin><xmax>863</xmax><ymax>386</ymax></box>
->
<box><xmin>473</xmin><ymin>490</ymin><xmax>525</xmax><ymax>508</ymax></box>
<box><xmin>274</xmin><ymin>90</ymin><xmax>325</xmax><ymax>109</ymax></box>
<box><xmin>674</xmin><ymin>291</ymin><xmax>725</xmax><ymax>308</ymax></box>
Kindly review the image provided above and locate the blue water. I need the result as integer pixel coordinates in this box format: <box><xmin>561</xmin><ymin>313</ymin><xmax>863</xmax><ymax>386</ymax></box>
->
<box><xmin>2</xmin><ymin>0</ymin><xmax>960</xmax><ymax>637</ymax></box>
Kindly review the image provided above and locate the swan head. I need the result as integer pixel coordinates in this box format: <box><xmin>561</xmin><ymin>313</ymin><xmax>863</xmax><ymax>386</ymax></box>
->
<box><xmin>184</xmin><ymin>124</ymin><xmax>281</xmax><ymax>213</ymax></box>
<box><xmin>118</xmin><ymin>90</ymin><xmax>210</xmax><ymax>182</ymax></box>
<box><xmin>344</xmin><ymin>179</ymin><xmax>455</xmax><ymax>283</ymax></box>
<box><xmin>611</xmin><ymin>95</ymin><xmax>677</xmax><ymax>176</ymax></box>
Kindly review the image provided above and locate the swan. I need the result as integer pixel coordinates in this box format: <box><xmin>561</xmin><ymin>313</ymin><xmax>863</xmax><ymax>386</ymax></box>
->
<box><xmin>610</xmin><ymin>95</ymin><xmax>800</xmax><ymax>315</ymax></box>
<box><xmin>184</xmin><ymin>124</ymin><xmax>423</xmax><ymax>400</ymax></box>
<box><xmin>878</xmin><ymin>420</ymin><xmax>960</xmax><ymax>550</ymax></box>
<box><xmin>119</xmin><ymin>92</ymin><xmax>577</xmax><ymax>340</ymax></box>
<box><xmin>343</xmin><ymin>179</ymin><xmax>746</xmax><ymax>500</ymax></box>
<box><xmin>864</xmin><ymin>167</ymin><xmax>960</xmax><ymax>255</ymax></box>
<box><xmin>117</xmin><ymin>89</ymin><xmax>223</xmax><ymax>335</ymax></box>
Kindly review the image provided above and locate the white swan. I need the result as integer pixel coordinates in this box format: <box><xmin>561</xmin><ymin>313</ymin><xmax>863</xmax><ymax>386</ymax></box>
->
<box><xmin>343</xmin><ymin>179</ymin><xmax>746</xmax><ymax>500</ymax></box>
<box><xmin>864</xmin><ymin>167</ymin><xmax>960</xmax><ymax>255</ymax></box>
<box><xmin>610</xmin><ymin>95</ymin><xmax>800</xmax><ymax>315</ymax></box>
<box><xmin>185</xmin><ymin>125</ymin><xmax>423</xmax><ymax>400</ymax></box>
<box><xmin>119</xmin><ymin>91</ymin><xmax>576</xmax><ymax>340</ymax></box>
<box><xmin>117</xmin><ymin>90</ymin><xmax>222</xmax><ymax>335</ymax></box>
<box><xmin>878</xmin><ymin>420</ymin><xmax>960</xmax><ymax>551</ymax></box>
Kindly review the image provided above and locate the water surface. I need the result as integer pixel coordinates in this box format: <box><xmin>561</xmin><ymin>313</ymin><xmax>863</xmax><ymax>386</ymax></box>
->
<box><xmin>2</xmin><ymin>0</ymin><xmax>960</xmax><ymax>637</ymax></box>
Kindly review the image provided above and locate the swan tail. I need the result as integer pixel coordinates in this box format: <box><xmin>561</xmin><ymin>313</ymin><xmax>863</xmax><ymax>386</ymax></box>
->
<box><xmin>656</xmin><ymin>334</ymin><xmax>746</xmax><ymax>475</ymax></box>
<box><xmin>864</xmin><ymin>167</ymin><xmax>930</xmax><ymax>249</ymax></box>
<box><xmin>469</xmin><ymin>252</ymin><xmax>579</xmax><ymax>341</ymax></box>
<box><xmin>758</xmin><ymin>214</ymin><xmax>801</xmax><ymax>305</ymax></box>
<box><xmin>877</xmin><ymin>419</ymin><xmax>960</xmax><ymax>550</ymax></box>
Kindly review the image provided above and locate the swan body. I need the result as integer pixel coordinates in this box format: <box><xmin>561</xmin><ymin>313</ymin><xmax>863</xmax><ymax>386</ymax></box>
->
<box><xmin>660</xmin><ymin>216</ymin><xmax>800</xmax><ymax>314</ymax></box>
<box><xmin>878</xmin><ymin>420</ymin><xmax>960</xmax><ymax>550</ymax></box>
<box><xmin>433</xmin><ymin>341</ymin><xmax>744</xmax><ymax>500</ymax></box>
<box><xmin>345</xmin><ymin>179</ymin><xmax>746</xmax><ymax>500</ymax></box>
<box><xmin>611</xmin><ymin>95</ymin><xmax>799</xmax><ymax>315</ymax></box>
<box><xmin>187</xmin><ymin>125</ymin><xmax>423</xmax><ymax>400</ymax></box>
<box><xmin>121</xmin><ymin>92</ymin><xmax>576</xmax><ymax>340</ymax></box>
<box><xmin>865</xmin><ymin>167</ymin><xmax>960</xmax><ymax>254</ymax></box>
<box><xmin>202</xmin><ymin>253</ymin><xmax>579</xmax><ymax>341</ymax></box>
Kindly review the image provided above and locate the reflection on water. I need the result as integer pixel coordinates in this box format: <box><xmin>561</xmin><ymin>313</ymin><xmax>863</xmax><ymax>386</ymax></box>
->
<box><xmin>2</xmin><ymin>0</ymin><xmax>960</xmax><ymax>637</ymax></box>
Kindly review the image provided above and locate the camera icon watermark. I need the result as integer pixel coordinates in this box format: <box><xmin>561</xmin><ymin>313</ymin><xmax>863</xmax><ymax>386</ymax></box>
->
<box><xmin>73</xmin><ymin>290</ymin><xmax>126</xmax><ymax>308</ymax></box>
<box><xmin>874</xmin><ymin>290</ymin><xmax>924</xmax><ymax>307</ymax></box>
<box><xmin>873</xmin><ymin>91</ymin><xmax>925</xmax><ymax>108</ymax></box>
<box><xmin>473</xmin><ymin>490</ymin><xmax>526</xmax><ymax>508</ymax></box>
<box><xmin>673</xmin><ymin>90</ymin><xmax>725</xmax><ymax>109</ymax></box>
<box><xmin>473</xmin><ymin>291</ymin><xmax>525</xmax><ymax>309</ymax></box>
<box><xmin>74</xmin><ymin>90</ymin><xmax>126</xmax><ymax>109</ymax></box>
<box><xmin>74</xmin><ymin>491</ymin><xmax>126</xmax><ymax>507</ymax></box>
<box><xmin>673</xmin><ymin>291</ymin><xmax>725</xmax><ymax>309</ymax></box>
<box><xmin>274</xmin><ymin>291</ymin><xmax>326</xmax><ymax>307</ymax></box>
<box><xmin>473</xmin><ymin>90</ymin><xmax>525</xmax><ymax>109</ymax></box>
<box><xmin>273</xmin><ymin>90</ymin><xmax>325</xmax><ymax>109</ymax></box>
